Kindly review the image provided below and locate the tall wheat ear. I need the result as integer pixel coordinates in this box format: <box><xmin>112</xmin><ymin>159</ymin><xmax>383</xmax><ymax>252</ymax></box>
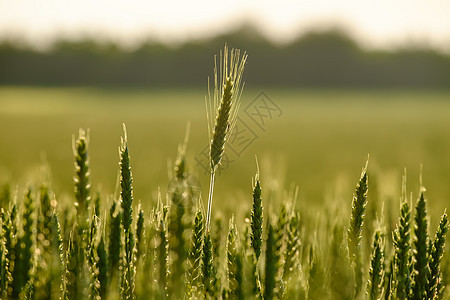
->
<box><xmin>205</xmin><ymin>44</ymin><xmax>247</xmax><ymax>232</ymax></box>
<box><xmin>348</xmin><ymin>158</ymin><xmax>369</xmax><ymax>297</ymax></box>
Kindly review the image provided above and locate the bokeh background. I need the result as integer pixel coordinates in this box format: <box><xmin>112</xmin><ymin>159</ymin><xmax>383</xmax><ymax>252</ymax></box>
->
<box><xmin>1</xmin><ymin>0</ymin><xmax>450</xmax><ymax>220</ymax></box>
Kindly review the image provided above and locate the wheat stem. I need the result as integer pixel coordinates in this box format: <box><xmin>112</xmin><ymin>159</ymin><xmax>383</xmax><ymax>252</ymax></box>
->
<box><xmin>206</xmin><ymin>171</ymin><xmax>215</xmax><ymax>233</ymax></box>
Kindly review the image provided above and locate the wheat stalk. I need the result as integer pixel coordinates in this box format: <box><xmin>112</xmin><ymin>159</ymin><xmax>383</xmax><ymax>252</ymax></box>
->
<box><xmin>174</xmin><ymin>122</ymin><xmax>190</xmax><ymax>181</ymax></box>
<box><xmin>1</xmin><ymin>207</ymin><xmax>15</xmax><ymax>298</ymax></box>
<box><xmin>107</xmin><ymin>199</ymin><xmax>121</xmax><ymax>282</ymax></box>
<box><xmin>201</xmin><ymin>232</ymin><xmax>214</xmax><ymax>297</ymax></box>
<box><xmin>367</xmin><ymin>229</ymin><xmax>385</xmax><ymax>300</ymax></box>
<box><xmin>226</xmin><ymin>214</ymin><xmax>244</xmax><ymax>299</ymax></box>
<box><xmin>393</xmin><ymin>171</ymin><xmax>412</xmax><ymax>299</ymax></box>
<box><xmin>205</xmin><ymin>45</ymin><xmax>247</xmax><ymax>232</ymax></box>
<box><xmin>120</xmin><ymin>124</ymin><xmax>133</xmax><ymax>236</ymax></box>
<box><xmin>96</xmin><ymin>235</ymin><xmax>107</xmax><ymax>299</ymax></box>
<box><xmin>348</xmin><ymin>160</ymin><xmax>369</xmax><ymax>297</ymax></box>
<box><xmin>168</xmin><ymin>192</ymin><xmax>187</xmax><ymax>293</ymax></box>
<box><xmin>427</xmin><ymin>210</ymin><xmax>448</xmax><ymax>299</ymax></box>
<box><xmin>274</xmin><ymin>203</ymin><xmax>288</xmax><ymax>298</ymax></box>
<box><xmin>186</xmin><ymin>208</ymin><xmax>204</xmax><ymax>298</ymax></box>
<box><xmin>251</xmin><ymin>171</ymin><xmax>263</xmax><ymax>261</ymax></box>
<box><xmin>73</xmin><ymin>128</ymin><xmax>91</xmax><ymax>229</ymax></box>
<box><xmin>411</xmin><ymin>190</ymin><xmax>429</xmax><ymax>300</ymax></box>
<box><xmin>135</xmin><ymin>204</ymin><xmax>145</xmax><ymax>264</ymax></box>
<box><xmin>264</xmin><ymin>220</ymin><xmax>277</xmax><ymax>300</ymax></box>
<box><xmin>284</xmin><ymin>212</ymin><xmax>301</xmax><ymax>279</ymax></box>
<box><xmin>87</xmin><ymin>216</ymin><xmax>101</xmax><ymax>300</ymax></box>
<box><xmin>64</xmin><ymin>231</ymin><xmax>78</xmax><ymax>299</ymax></box>
<box><xmin>119</xmin><ymin>124</ymin><xmax>135</xmax><ymax>299</ymax></box>
<box><xmin>12</xmin><ymin>188</ymin><xmax>34</xmax><ymax>298</ymax></box>
<box><xmin>158</xmin><ymin>216</ymin><xmax>168</xmax><ymax>299</ymax></box>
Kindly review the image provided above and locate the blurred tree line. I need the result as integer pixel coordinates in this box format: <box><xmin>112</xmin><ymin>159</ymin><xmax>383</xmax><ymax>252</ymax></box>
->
<box><xmin>1</xmin><ymin>27</ymin><xmax>449</xmax><ymax>88</ymax></box>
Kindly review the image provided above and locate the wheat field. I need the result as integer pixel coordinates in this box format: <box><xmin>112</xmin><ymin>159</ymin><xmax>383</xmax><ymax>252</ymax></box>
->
<box><xmin>0</xmin><ymin>47</ymin><xmax>449</xmax><ymax>299</ymax></box>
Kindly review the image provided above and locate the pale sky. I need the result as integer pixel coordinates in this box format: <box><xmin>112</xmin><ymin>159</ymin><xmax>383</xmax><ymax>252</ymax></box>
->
<box><xmin>1</xmin><ymin>0</ymin><xmax>450</xmax><ymax>51</ymax></box>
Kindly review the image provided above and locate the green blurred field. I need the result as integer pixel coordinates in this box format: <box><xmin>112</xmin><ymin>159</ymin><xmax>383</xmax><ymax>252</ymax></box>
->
<box><xmin>1</xmin><ymin>87</ymin><xmax>450</xmax><ymax>218</ymax></box>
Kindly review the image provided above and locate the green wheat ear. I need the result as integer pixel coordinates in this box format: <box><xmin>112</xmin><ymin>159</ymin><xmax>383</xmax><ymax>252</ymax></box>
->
<box><xmin>205</xmin><ymin>45</ymin><xmax>247</xmax><ymax>232</ymax></box>
<box><xmin>135</xmin><ymin>204</ymin><xmax>145</xmax><ymax>263</ymax></box>
<box><xmin>158</xmin><ymin>215</ymin><xmax>169</xmax><ymax>299</ymax></box>
<box><xmin>12</xmin><ymin>188</ymin><xmax>34</xmax><ymax>298</ymax></box>
<box><xmin>120</xmin><ymin>124</ymin><xmax>133</xmax><ymax>235</ymax></box>
<box><xmin>226</xmin><ymin>215</ymin><xmax>244</xmax><ymax>299</ymax></box>
<box><xmin>1</xmin><ymin>206</ymin><xmax>15</xmax><ymax>298</ymax></box>
<box><xmin>73</xmin><ymin>128</ymin><xmax>91</xmax><ymax>228</ymax></box>
<box><xmin>87</xmin><ymin>216</ymin><xmax>101</xmax><ymax>300</ymax></box>
<box><xmin>412</xmin><ymin>190</ymin><xmax>429</xmax><ymax>300</ymax></box>
<box><xmin>393</xmin><ymin>170</ymin><xmax>412</xmax><ymax>299</ymax></box>
<box><xmin>284</xmin><ymin>211</ymin><xmax>301</xmax><ymax>279</ymax></box>
<box><xmin>427</xmin><ymin>210</ymin><xmax>448</xmax><ymax>299</ymax></box>
<box><xmin>119</xmin><ymin>124</ymin><xmax>135</xmax><ymax>300</ymax></box>
<box><xmin>108</xmin><ymin>199</ymin><xmax>121</xmax><ymax>281</ymax></box>
<box><xmin>207</xmin><ymin>45</ymin><xmax>247</xmax><ymax>172</ymax></box>
<box><xmin>96</xmin><ymin>235</ymin><xmax>108</xmax><ymax>299</ymax></box>
<box><xmin>201</xmin><ymin>231</ymin><xmax>215</xmax><ymax>297</ymax></box>
<box><xmin>264</xmin><ymin>220</ymin><xmax>278</xmax><ymax>300</ymax></box>
<box><xmin>367</xmin><ymin>229</ymin><xmax>385</xmax><ymax>300</ymax></box>
<box><xmin>348</xmin><ymin>160</ymin><xmax>369</xmax><ymax>297</ymax></box>
<box><xmin>251</xmin><ymin>169</ymin><xmax>263</xmax><ymax>261</ymax></box>
<box><xmin>64</xmin><ymin>231</ymin><xmax>78</xmax><ymax>299</ymax></box>
<box><xmin>174</xmin><ymin>122</ymin><xmax>190</xmax><ymax>181</ymax></box>
<box><xmin>186</xmin><ymin>208</ymin><xmax>204</xmax><ymax>298</ymax></box>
